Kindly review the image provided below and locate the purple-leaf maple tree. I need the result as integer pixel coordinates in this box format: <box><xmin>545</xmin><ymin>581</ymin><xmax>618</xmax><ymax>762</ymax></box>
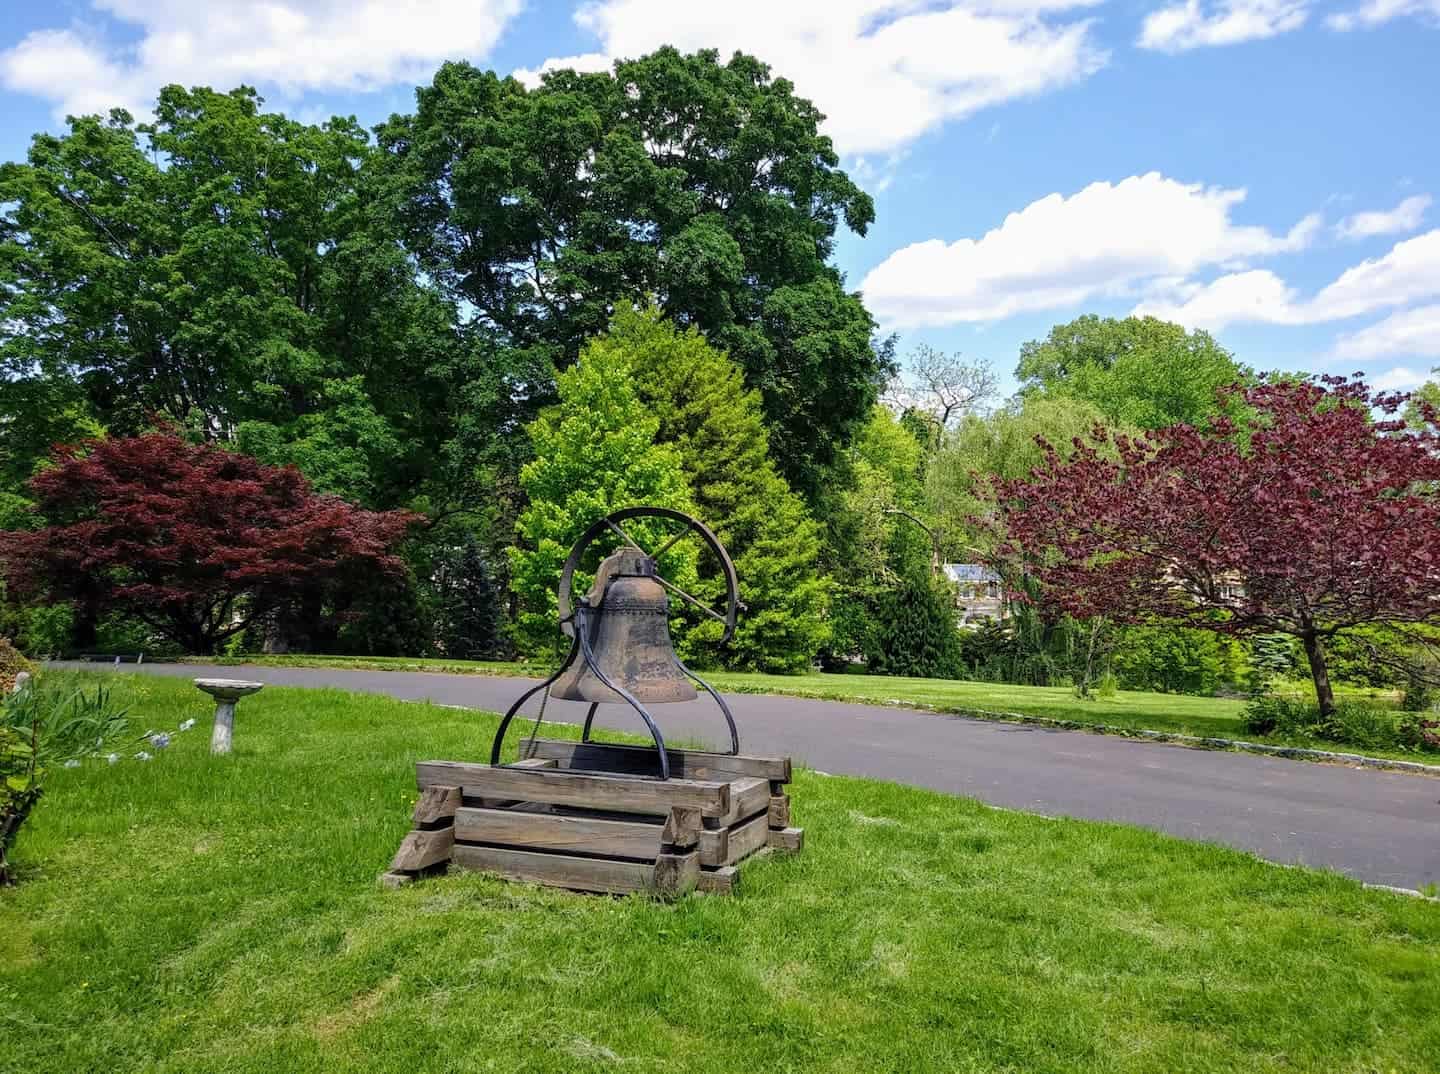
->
<box><xmin>992</xmin><ymin>377</ymin><xmax>1440</xmax><ymax>715</ymax></box>
<box><xmin>0</xmin><ymin>434</ymin><xmax>417</xmax><ymax>653</ymax></box>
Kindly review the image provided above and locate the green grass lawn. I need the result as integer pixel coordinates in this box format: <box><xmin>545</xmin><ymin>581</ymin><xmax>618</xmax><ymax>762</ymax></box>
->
<box><xmin>3</xmin><ymin>671</ymin><xmax>1438</xmax><ymax>1073</ymax></box>
<box><xmin>182</xmin><ymin>653</ymin><xmax>1432</xmax><ymax>763</ymax></box>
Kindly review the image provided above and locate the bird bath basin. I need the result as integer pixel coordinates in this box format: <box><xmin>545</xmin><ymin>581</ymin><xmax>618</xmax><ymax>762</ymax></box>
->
<box><xmin>194</xmin><ymin>678</ymin><xmax>265</xmax><ymax>754</ymax></box>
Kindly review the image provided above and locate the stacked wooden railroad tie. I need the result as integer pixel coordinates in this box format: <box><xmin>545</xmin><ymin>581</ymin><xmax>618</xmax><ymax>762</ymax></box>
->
<box><xmin>380</xmin><ymin>740</ymin><xmax>802</xmax><ymax>896</ymax></box>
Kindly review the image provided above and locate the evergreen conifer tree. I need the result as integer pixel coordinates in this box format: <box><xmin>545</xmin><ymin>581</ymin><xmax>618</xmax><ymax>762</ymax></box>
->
<box><xmin>508</xmin><ymin>335</ymin><xmax>695</xmax><ymax>656</ymax></box>
<box><xmin>608</xmin><ymin>308</ymin><xmax>830</xmax><ymax>672</ymax></box>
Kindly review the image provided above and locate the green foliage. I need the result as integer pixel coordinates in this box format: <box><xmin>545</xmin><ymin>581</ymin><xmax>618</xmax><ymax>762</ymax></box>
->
<box><xmin>377</xmin><ymin>48</ymin><xmax>890</xmax><ymax>497</ymax></box>
<box><xmin>1243</xmin><ymin>693</ymin><xmax>1413</xmax><ymax>751</ymax></box>
<box><xmin>508</xmin><ymin>333</ymin><xmax>695</xmax><ymax>656</ymax></box>
<box><xmin>20</xmin><ymin>603</ymin><xmax>74</xmax><ymax>658</ymax></box>
<box><xmin>434</xmin><ymin>537</ymin><xmax>504</xmax><ymax>661</ymax></box>
<box><xmin>1402</xmin><ymin>370</ymin><xmax>1438</xmax><ymax>429</ymax></box>
<box><xmin>1112</xmin><ymin>625</ymin><xmax>1245</xmax><ymax>696</ymax></box>
<box><xmin>868</xmin><ymin>569</ymin><xmax>964</xmax><ymax>679</ymax></box>
<box><xmin>1398</xmin><ymin>711</ymin><xmax>1440</xmax><ymax>751</ymax></box>
<box><xmin>928</xmin><ymin>394</ymin><xmax>1110</xmax><ymax>557</ymax></box>
<box><xmin>1015</xmin><ymin>315</ymin><xmax>1249</xmax><ymax>429</ymax></box>
<box><xmin>1</xmin><ymin>673</ymin><xmax>129</xmax><ymax>884</ymax></box>
<box><xmin>0</xmin><ymin>85</ymin><xmax>465</xmax><ymax>510</ymax></box>
<box><xmin>613</xmin><ymin>308</ymin><xmax>830</xmax><ymax>672</ymax></box>
<box><xmin>1247</xmin><ymin>633</ymin><xmax>1300</xmax><ymax>690</ymax></box>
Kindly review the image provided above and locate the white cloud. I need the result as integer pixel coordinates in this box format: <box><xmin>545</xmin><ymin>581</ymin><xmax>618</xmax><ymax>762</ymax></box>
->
<box><xmin>1</xmin><ymin>1</ymin><xmax>522</xmax><ymax>120</ymax></box>
<box><xmin>1333</xmin><ymin>305</ymin><xmax>1440</xmax><ymax>361</ymax></box>
<box><xmin>1135</xmin><ymin>229</ymin><xmax>1440</xmax><ymax>330</ymax></box>
<box><xmin>517</xmin><ymin>1</ymin><xmax>1108</xmax><ymax>155</ymax></box>
<box><xmin>1369</xmin><ymin>366</ymin><xmax>1430</xmax><ymax>391</ymax></box>
<box><xmin>1327</xmin><ymin>0</ymin><xmax>1440</xmax><ymax>30</ymax></box>
<box><xmin>1138</xmin><ymin>0</ymin><xmax>1309</xmax><ymax>52</ymax></box>
<box><xmin>858</xmin><ymin>172</ymin><xmax>1319</xmax><ymax>327</ymax></box>
<box><xmin>1335</xmin><ymin>194</ymin><xmax>1431</xmax><ymax>240</ymax></box>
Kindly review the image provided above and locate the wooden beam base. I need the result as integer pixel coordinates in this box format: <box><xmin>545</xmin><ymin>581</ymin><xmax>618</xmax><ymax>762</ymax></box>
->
<box><xmin>384</xmin><ymin>750</ymin><xmax>802</xmax><ymax>898</ymax></box>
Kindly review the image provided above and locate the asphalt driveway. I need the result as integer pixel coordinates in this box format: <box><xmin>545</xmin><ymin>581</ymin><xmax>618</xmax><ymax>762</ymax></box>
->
<box><xmin>93</xmin><ymin>661</ymin><xmax>1440</xmax><ymax>890</ymax></box>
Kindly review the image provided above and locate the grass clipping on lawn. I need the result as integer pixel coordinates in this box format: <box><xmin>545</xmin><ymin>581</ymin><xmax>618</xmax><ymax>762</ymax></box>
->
<box><xmin>0</xmin><ymin>673</ymin><xmax>1435</xmax><ymax>1074</ymax></box>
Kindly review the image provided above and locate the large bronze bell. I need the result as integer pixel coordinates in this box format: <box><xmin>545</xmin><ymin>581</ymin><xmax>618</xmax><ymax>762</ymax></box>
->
<box><xmin>551</xmin><ymin>547</ymin><xmax>698</xmax><ymax>704</ymax></box>
<box><xmin>491</xmin><ymin>507</ymin><xmax>744</xmax><ymax>779</ymax></box>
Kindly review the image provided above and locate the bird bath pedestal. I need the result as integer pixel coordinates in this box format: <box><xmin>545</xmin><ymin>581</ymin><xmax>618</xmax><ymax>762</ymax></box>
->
<box><xmin>194</xmin><ymin>679</ymin><xmax>264</xmax><ymax>755</ymax></box>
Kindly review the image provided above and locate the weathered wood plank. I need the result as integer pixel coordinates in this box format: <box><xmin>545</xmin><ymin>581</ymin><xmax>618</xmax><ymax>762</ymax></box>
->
<box><xmin>767</xmin><ymin>826</ymin><xmax>804</xmax><ymax>852</ymax></box>
<box><xmin>698</xmin><ymin>826</ymin><xmax>728</xmax><ymax>866</ymax></box>
<box><xmin>725</xmin><ymin>811</ymin><xmax>771</xmax><ymax>864</ymax></box>
<box><xmin>417</xmin><ymin>760</ymin><xmax>730</xmax><ymax>817</ymax></box>
<box><xmin>698</xmin><ymin>811</ymin><xmax>772</xmax><ymax>866</ymax></box>
<box><xmin>454</xmin><ymin>806</ymin><xmax>665</xmax><ymax>859</ymax></box>
<box><xmin>697</xmin><ymin>865</ymin><xmax>739</xmax><ymax>894</ymax></box>
<box><xmin>520</xmin><ymin>738</ymin><xmax>790</xmax><ymax>783</ymax></box>
<box><xmin>708</xmin><ymin>776</ymin><xmax>770</xmax><ymax>829</ymax></box>
<box><xmin>452</xmin><ymin>844</ymin><xmax>662</xmax><ymax>895</ymax></box>
<box><xmin>412</xmin><ymin>784</ymin><xmax>461</xmax><ymax>827</ymax></box>
<box><xmin>651</xmin><ymin>850</ymin><xmax>700</xmax><ymax>895</ymax></box>
<box><xmin>767</xmin><ymin>794</ymin><xmax>791</xmax><ymax>829</ymax></box>
<box><xmin>389</xmin><ymin>827</ymin><xmax>455</xmax><ymax>872</ymax></box>
<box><xmin>661</xmin><ymin>807</ymin><xmax>702</xmax><ymax>848</ymax></box>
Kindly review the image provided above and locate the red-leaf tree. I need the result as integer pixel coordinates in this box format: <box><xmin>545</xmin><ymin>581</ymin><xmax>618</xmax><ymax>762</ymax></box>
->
<box><xmin>0</xmin><ymin>434</ymin><xmax>417</xmax><ymax>653</ymax></box>
<box><xmin>991</xmin><ymin>377</ymin><xmax>1440</xmax><ymax>715</ymax></box>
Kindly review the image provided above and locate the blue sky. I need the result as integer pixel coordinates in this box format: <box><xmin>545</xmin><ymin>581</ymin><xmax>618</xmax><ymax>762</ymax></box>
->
<box><xmin>2</xmin><ymin>1</ymin><xmax>1437</xmax><ymax>396</ymax></box>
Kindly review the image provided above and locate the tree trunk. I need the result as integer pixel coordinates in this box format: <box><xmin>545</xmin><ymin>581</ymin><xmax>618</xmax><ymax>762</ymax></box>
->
<box><xmin>1300</xmin><ymin>631</ymin><xmax>1336</xmax><ymax>717</ymax></box>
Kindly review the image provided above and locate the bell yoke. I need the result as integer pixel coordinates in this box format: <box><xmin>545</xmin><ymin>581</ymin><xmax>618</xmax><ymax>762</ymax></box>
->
<box><xmin>489</xmin><ymin>507</ymin><xmax>744</xmax><ymax>780</ymax></box>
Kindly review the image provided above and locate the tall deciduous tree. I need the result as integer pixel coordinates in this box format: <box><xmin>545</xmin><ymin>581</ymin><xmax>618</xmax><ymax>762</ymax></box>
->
<box><xmin>1016</xmin><ymin>315</ymin><xmax>1250</xmax><ymax>429</ymax></box>
<box><xmin>377</xmin><ymin>47</ymin><xmax>891</xmax><ymax>496</ymax></box>
<box><xmin>993</xmin><ymin>377</ymin><xmax>1440</xmax><ymax>715</ymax></box>
<box><xmin>508</xmin><ymin>335</ymin><xmax>695</xmax><ymax>656</ymax></box>
<box><xmin>0</xmin><ymin>86</ymin><xmax>463</xmax><ymax>509</ymax></box>
<box><xmin>609</xmin><ymin>307</ymin><xmax>830</xmax><ymax>672</ymax></box>
<box><xmin>0</xmin><ymin>434</ymin><xmax>415</xmax><ymax>653</ymax></box>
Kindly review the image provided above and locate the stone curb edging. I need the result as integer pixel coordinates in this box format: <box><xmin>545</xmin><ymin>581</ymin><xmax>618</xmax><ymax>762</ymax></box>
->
<box><xmin>722</xmin><ymin>687</ymin><xmax>1440</xmax><ymax>778</ymax></box>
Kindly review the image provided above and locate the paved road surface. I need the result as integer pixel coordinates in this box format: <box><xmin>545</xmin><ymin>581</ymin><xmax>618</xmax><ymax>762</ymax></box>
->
<box><xmin>96</xmin><ymin>662</ymin><xmax>1440</xmax><ymax>890</ymax></box>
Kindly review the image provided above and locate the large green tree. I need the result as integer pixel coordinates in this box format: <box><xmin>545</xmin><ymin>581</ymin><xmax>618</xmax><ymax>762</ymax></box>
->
<box><xmin>508</xmin><ymin>333</ymin><xmax>695</xmax><ymax>656</ymax></box>
<box><xmin>1015</xmin><ymin>315</ymin><xmax>1249</xmax><ymax>429</ymax></box>
<box><xmin>0</xmin><ymin>86</ymin><xmax>463</xmax><ymax>510</ymax></box>
<box><xmin>377</xmin><ymin>47</ymin><xmax>891</xmax><ymax>496</ymax></box>
<box><xmin>610</xmin><ymin>307</ymin><xmax>829</xmax><ymax>672</ymax></box>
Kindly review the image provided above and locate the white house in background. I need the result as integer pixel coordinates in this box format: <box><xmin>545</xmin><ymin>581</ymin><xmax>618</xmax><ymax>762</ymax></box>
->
<box><xmin>942</xmin><ymin>563</ymin><xmax>1004</xmax><ymax>627</ymax></box>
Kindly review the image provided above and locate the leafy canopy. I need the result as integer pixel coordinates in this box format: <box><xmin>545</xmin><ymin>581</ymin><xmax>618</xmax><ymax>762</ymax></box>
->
<box><xmin>508</xmin><ymin>333</ymin><xmax>696</xmax><ymax>656</ymax></box>
<box><xmin>378</xmin><ymin>47</ymin><xmax>891</xmax><ymax>496</ymax></box>
<box><xmin>0</xmin><ymin>85</ymin><xmax>463</xmax><ymax>508</ymax></box>
<box><xmin>0</xmin><ymin>434</ymin><xmax>415</xmax><ymax>653</ymax></box>
<box><xmin>1016</xmin><ymin>315</ymin><xmax>1250</xmax><ymax>429</ymax></box>
<box><xmin>993</xmin><ymin>377</ymin><xmax>1440</xmax><ymax>714</ymax></box>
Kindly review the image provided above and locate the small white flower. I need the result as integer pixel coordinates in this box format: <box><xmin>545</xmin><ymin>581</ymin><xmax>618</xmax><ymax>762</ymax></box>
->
<box><xmin>134</xmin><ymin>750</ymin><xmax>152</xmax><ymax>762</ymax></box>
<box><xmin>106</xmin><ymin>753</ymin><xmax>119</xmax><ymax>764</ymax></box>
<box><xmin>149</xmin><ymin>732</ymin><xmax>171</xmax><ymax>750</ymax></box>
<box><xmin>63</xmin><ymin>759</ymin><xmax>81</xmax><ymax>769</ymax></box>
<box><xmin>178</xmin><ymin>719</ymin><xmax>196</xmax><ymax>732</ymax></box>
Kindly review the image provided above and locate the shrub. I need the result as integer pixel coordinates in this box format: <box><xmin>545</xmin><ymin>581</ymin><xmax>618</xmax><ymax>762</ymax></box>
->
<box><xmin>21</xmin><ymin>603</ymin><xmax>73</xmax><ymax>657</ymax></box>
<box><xmin>1</xmin><ymin>674</ymin><xmax>130</xmax><ymax>884</ymax></box>
<box><xmin>868</xmin><ymin>569</ymin><xmax>964</xmax><ymax>679</ymax></box>
<box><xmin>1400</xmin><ymin>671</ymin><xmax>1434</xmax><ymax>713</ymax></box>
<box><xmin>1244</xmin><ymin>692</ymin><xmax>1404</xmax><ymax>751</ymax></box>
<box><xmin>0</xmin><ymin>638</ymin><xmax>33</xmax><ymax>694</ymax></box>
<box><xmin>1397</xmin><ymin>711</ymin><xmax>1440</xmax><ymax>753</ymax></box>
<box><xmin>1112</xmin><ymin>625</ymin><xmax>1236</xmax><ymax>695</ymax></box>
